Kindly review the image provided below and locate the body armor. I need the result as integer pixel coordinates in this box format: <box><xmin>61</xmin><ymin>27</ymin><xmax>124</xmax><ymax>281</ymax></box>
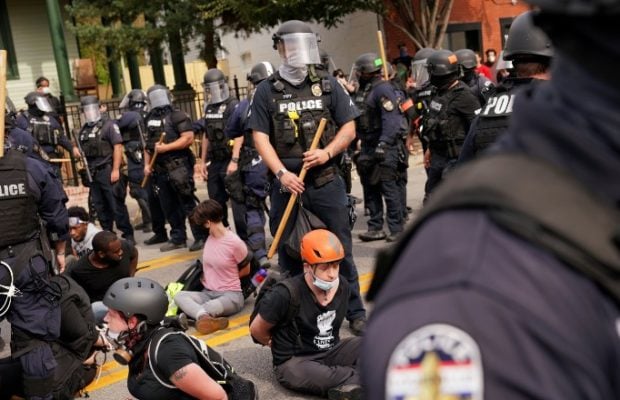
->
<box><xmin>426</xmin><ymin>81</ymin><xmax>470</xmax><ymax>158</ymax></box>
<box><xmin>24</xmin><ymin>112</ymin><xmax>58</xmax><ymax>146</ymax></box>
<box><xmin>0</xmin><ymin>150</ymin><xmax>40</xmax><ymax>247</ymax></box>
<box><xmin>354</xmin><ymin>80</ymin><xmax>383</xmax><ymax>143</ymax></box>
<box><xmin>204</xmin><ymin>98</ymin><xmax>238</xmax><ymax>162</ymax></box>
<box><xmin>78</xmin><ymin>120</ymin><xmax>112</xmax><ymax>159</ymax></box>
<box><xmin>145</xmin><ymin>110</ymin><xmax>191</xmax><ymax>164</ymax></box>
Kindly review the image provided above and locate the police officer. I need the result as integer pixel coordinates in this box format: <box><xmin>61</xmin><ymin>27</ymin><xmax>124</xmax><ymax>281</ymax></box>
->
<box><xmin>423</xmin><ymin>49</ymin><xmax>480</xmax><ymax>197</ymax></box>
<box><xmin>225</xmin><ymin>61</ymin><xmax>275</xmax><ymax>272</ymax></box>
<box><xmin>459</xmin><ymin>11</ymin><xmax>553</xmax><ymax>163</ymax></box>
<box><xmin>143</xmin><ymin>85</ymin><xmax>207</xmax><ymax>252</ymax></box>
<box><xmin>353</xmin><ymin>53</ymin><xmax>407</xmax><ymax>243</ymax></box>
<box><xmin>363</xmin><ymin>2</ymin><xmax>620</xmax><ymax>398</ymax></box>
<box><xmin>117</xmin><ymin>89</ymin><xmax>152</xmax><ymax>233</ymax></box>
<box><xmin>16</xmin><ymin>92</ymin><xmax>80</xmax><ymax>178</ymax></box>
<box><xmin>407</xmin><ymin>47</ymin><xmax>435</xmax><ymax>154</ymax></box>
<box><xmin>1</xmin><ymin>96</ymin><xmax>69</xmax><ymax>399</ymax></box>
<box><xmin>248</xmin><ymin>20</ymin><xmax>367</xmax><ymax>335</ymax></box>
<box><xmin>77</xmin><ymin>96</ymin><xmax>135</xmax><ymax>244</ymax></box>
<box><xmin>455</xmin><ymin>48</ymin><xmax>495</xmax><ymax>105</ymax></box>
<box><xmin>196</xmin><ymin>68</ymin><xmax>239</xmax><ymax>235</ymax></box>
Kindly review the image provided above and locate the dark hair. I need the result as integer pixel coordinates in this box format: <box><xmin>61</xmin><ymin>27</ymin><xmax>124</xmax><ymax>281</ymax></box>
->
<box><xmin>68</xmin><ymin>206</ymin><xmax>89</xmax><ymax>222</ymax></box>
<box><xmin>485</xmin><ymin>49</ymin><xmax>496</xmax><ymax>56</ymax></box>
<box><xmin>190</xmin><ymin>199</ymin><xmax>223</xmax><ymax>226</ymax></box>
<box><xmin>513</xmin><ymin>57</ymin><xmax>551</xmax><ymax>78</ymax></box>
<box><xmin>332</xmin><ymin>69</ymin><xmax>344</xmax><ymax>78</ymax></box>
<box><xmin>92</xmin><ymin>231</ymin><xmax>118</xmax><ymax>253</ymax></box>
<box><xmin>35</xmin><ymin>76</ymin><xmax>49</xmax><ymax>88</ymax></box>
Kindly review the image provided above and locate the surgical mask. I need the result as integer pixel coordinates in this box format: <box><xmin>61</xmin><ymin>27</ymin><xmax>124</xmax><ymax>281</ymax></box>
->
<box><xmin>311</xmin><ymin>271</ymin><xmax>339</xmax><ymax>292</ymax></box>
<box><xmin>487</xmin><ymin>54</ymin><xmax>496</xmax><ymax>63</ymax></box>
<box><xmin>41</xmin><ymin>87</ymin><xmax>51</xmax><ymax>95</ymax></box>
<box><xmin>106</xmin><ymin>328</ymin><xmax>121</xmax><ymax>340</ymax></box>
<box><xmin>278</xmin><ymin>64</ymin><xmax>308</xmax><ymax>86</ymax></box>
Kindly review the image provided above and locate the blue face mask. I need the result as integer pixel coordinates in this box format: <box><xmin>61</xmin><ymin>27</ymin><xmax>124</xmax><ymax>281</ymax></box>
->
<box><xmin>311</xmin><ymin>271</ymin><xmax>339</xmax><ymax>292</ymax></box>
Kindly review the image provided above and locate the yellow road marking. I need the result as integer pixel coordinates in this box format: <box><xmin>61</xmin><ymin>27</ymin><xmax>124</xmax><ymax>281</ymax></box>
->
<box><xmin>86</xmin><ymin>263</ymin><xmax>374</xmax><ymax>393</ymax></box>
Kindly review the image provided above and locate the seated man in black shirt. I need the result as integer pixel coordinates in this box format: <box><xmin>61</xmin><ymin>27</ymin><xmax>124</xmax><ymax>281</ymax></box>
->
<box><xmin>65</xmin><ymin>230</ymin><xmax>138</xmax><ymax>323</ymax></box>
<box><xmin>250</xmin><ymin>229</ymin><xmax>362</xmax><ymax>399</ymax></box>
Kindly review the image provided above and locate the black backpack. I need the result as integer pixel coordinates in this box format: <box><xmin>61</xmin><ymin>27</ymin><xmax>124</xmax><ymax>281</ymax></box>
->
<box><xmin>147</xmin><ymin>327</ymin><xmax>258</xmax><ymax>400</ymax></box>
<box><xmin>368</xmin><ymin>153</ymin><xmax>620</xmax><ymax>304</ymax></box>
<box><xmin>249</xmin><ymin>271</ymin><xmax>302</xmax><ymax>346</ymax></box>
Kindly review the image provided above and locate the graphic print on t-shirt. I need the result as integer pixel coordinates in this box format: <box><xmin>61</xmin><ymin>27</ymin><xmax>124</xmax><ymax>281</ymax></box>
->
<box><xmin>313</xmin><ymin>310</ymin><xmax>336</xmax><ymax>349</ymax></box>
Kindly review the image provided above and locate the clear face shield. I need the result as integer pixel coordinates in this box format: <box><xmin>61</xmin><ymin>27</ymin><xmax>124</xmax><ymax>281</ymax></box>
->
<box><xmin>118</xmin><ymin>93</ymin><xmax>131</xmax><ymax>109</ymax></box>
<box><xmin>148</xmin><ymin>88</ymin><xmax>172</xmax><ymax>109</ymax></box>
<box><xmin>202</xmin><ymin>81</ymin><xmax>230</xmax><ymax>105</ymax></box>
<box><xmin>35</xmin><ymin>96</ymin><xmax>54</xmax><ymax>113</ymax></box>
<box><xmin>411</xmin><ymin>60</ymin><xmax>430</xmax><ymax>87</ymax></box>
<box><xmin>278</xmin><ymin>32</ymin><xmax>320</xmax><ymax>68</ymax></box>
<box><xmin>82</xmin><ymin>103</ymin><xmax>101</xmax><ymax>124</ymax></box>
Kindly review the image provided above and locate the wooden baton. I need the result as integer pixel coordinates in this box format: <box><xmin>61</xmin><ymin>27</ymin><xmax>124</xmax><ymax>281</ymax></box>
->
<box><xmin>141</xmin><ymin>132</ymin><xmax>165</xmax><ymax>188</ymax></box>
<box><xmin>377</xmin><ymin>30</ymin><xmax>390</xmax><ymax>81</ymax></box>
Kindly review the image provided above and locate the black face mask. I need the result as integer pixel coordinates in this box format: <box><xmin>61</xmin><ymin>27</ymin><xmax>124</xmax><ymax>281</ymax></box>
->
<box><xmin>430</xmin><ymin>74</ymin><xmax>456</xmax><ymax>90</ymax></box>
<box><xmin>462</xmin><ymin>69</ymin><xmax>476</xmax><ymax>83</ymax></box>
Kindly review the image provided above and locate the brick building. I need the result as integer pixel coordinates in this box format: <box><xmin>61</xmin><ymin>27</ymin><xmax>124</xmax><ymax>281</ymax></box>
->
<box><xmin>383</xmin><ymin>0</ymin><xmax>530</xmax><ymax>60</ymax></box>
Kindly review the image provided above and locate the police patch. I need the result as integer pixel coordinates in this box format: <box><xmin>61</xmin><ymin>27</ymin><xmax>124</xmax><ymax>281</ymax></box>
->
<box><xmin>311</xmin><ymin>83</ymin><xmax>322</xmax><ymax>97</ymax></box>
<box><xmin>386</xmin><ymin>324</ymin><xmax>483</xmax><ymax>400</ymax></box>
<box><xmin>382</xmin><ymin>99</ymin><xmax>395</xmax><ymax>112</ymax></box>
<box><xmin>218</xmin><ymin>104</ymin><xmax>227</xmax><ymax>113</ymax></box>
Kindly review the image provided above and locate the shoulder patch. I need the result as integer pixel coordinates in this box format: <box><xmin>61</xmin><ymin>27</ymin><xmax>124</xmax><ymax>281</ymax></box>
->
<box><xmin>386</xmin><ymin>324</ymin><xmax>483</xmax><ymax>400</ymax></box>
<box><xmin>382</xmin><ymin>98</ymin><xmax>395</xmax><ymax>112</ymax></box>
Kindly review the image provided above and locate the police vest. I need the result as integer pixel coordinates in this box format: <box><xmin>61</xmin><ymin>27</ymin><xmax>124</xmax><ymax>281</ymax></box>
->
<box><xmin>204</xmin><ymin>98</ymin><xmax>238</xmax><ymax>161</ymax></box>
<box><xmin>426</xmin><ymin>82</ymin><xmax>469</xmax><ymax>144</ymax></box>
<box><xmin>79</xmin><ymin>119</ymin><xmax>113</xmax><ymax>159</ymax></box>
<box><xmin>144</xmin><ymin>110</ymin><xmax>190</xmax><ymax>163</ymax></box>
<box><xmin>119</xmin><ymin>111</ymin><xmax>144</xmax><ymax>143</ymax></box>
<box><xmin>239</xmin><ymin>99</ymin><xmax>259</xmax><ymax>163</ymax></box>
<box><xmin>0</xmin><ymin>150</ymin><xmax>41</xmax><ymax>248</ymax></box>
<box><xmin>354</xmin><ymin>80</ymin><xmax>383</xmax><ymax>141</ymax></box>
<box><xmin>267</xmin><ymin>72</ymin><xmax>336</xmax><ymax>161</ymax></box>
<box><xmin>24</xmin><ymin>111</ymin><xmax>58</xmax><ymax>146</ymax></box>
<box><xmin>473</xmin><ymin>78</ymin><xmax>533</xmax><ymax>156</ymax></box>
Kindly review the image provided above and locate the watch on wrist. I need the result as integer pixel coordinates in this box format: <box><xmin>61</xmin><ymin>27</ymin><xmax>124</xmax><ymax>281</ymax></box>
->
<box><xmin>276</xmin><ymin>168</ymin><xmax>287</xmax><ymax>180</ymax></box>
<box><xmin>231</xmin><ymin>157</ymin><xmax>239</xmax><ymax>163</ymax></box>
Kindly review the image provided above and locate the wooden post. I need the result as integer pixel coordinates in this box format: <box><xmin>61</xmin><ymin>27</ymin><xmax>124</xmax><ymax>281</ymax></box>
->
<box><xmin>0</xmin><ymin>50</ymin><xmax>7</xmax><ymax>157</ymax></box>
<box><xmin>267</xmin><ymin>118</ymin><xmax>328</xmax><ymax>259</ymax></box>
<box><xmin>377</xmin><ymin>30</ymin><xmax>390</xmax><ymax>81</ymax></box>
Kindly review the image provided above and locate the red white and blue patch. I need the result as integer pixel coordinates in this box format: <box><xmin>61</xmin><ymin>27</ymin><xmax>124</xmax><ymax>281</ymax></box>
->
<box><xmin>386</xmin><ymin>323</ymin><xmax>483</xmax><ymax>400</ymax></box>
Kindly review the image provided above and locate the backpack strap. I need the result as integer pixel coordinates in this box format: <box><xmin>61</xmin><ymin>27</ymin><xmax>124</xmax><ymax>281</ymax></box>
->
<box><xmin>368</xmin><ymin>153</ymin><xmax>620</xmax><ymax>303</ymax></box>
<box><xmin>147</xmin><ymin>327</ymin><xmax>232</xmax><ymax>390</ymax></box>
<box><xmin>278</xmin><ymin>278</ymin><xmax>303</xmax><ymax>349</ymax></box>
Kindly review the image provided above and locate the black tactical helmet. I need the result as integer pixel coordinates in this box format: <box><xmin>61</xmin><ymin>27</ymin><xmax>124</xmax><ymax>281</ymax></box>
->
<box><xmin>354</xmin><ymin>52</ymin><xmax>382</xmax><ymax>75</ymax></box>
<box><xmin>247</xmin><ymin>62</ymin><xmax>275</xmax><ymax>84</ymax></box>
<box><xmin>413</xmin><ymin>48</ymin><xmax>435</xmax><ymax>62</ymax></box>
<box><xmin>272</xmin><ymin>20</ymin><xmax>314</xmax><ymax>49</ymax></box>
<box><xmin>103</xmin><ymin>277</ymin><xmax>168</xmax><ymax>325</ymax></box>
<box><xmin>25</xmin><ymin>91</ymin><xmax>54</xmax><ymax>113</ymax></box>
<box><xmin>455</xmin><ymin>49</ymin><xmax>478</xmax><ymax>69</ymax></box>
<box><xmin>146</xmin><ymin>84</ymin><xmax>172</xmax><ymax>109</ymax></box>
<box><xmin>203</xmin><ymin>68</ymin><xmax>226</xmax><ymax>85</ymax></box>
<box><xmin>319</xmin><ymin>48</ymin><xmax>330</xmax><ymax>68</ymax></box>
<box><xmin>426</xmin><ymin>49</ymin><xmax>460</xmax><ymax>77</ymax></box>
<box><xmin>503</xmin><ymin>11</ymin><xmax>553</xmax><ymax>61</ymax></box>
<box><xmin>80</xmin><ymin>95</ymin><xmax>99</xmax><ymax>108</ymax></box>
<box><xmin>5</xmin><ymin>96</ymin><xmax>16</xmax><ymax>119</ymax></box>
<box><xmin>525</xmin><ymin>0</ymin><xmax>620</xmax><ymax>15</ymax></box>
<box><xmin>127</xmin><ymin>89</ymin><xmax>147</xmax><ymax>106</ymax></box>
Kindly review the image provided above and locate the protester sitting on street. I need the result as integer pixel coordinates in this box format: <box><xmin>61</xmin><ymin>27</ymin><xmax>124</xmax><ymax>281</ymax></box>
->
<box><xmin>66</xmin><ymin>206</ymin><xmax>102</xmax><ymax>267</ymax></box>
<box><xmin>174</xmin><ymin>199</ymin><xmax>250</xmax><ymax>335</ymax></box>
<box><xmin>250</xmin><ymin>229</ymin><xmax>363</xmax><ymax>399</ymax></box>
<box><xmin>65</xmin><ymin>230</ymin><xmax>138</xmax><ymax>324</ymax></box>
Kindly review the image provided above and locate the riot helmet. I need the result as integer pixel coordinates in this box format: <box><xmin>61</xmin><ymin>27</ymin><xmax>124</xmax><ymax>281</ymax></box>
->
<box><xmin>272</xmin><ymin>20</ymin><xmax>321</xmax><ymax>68</ymax></box>
<box><xmin>411</xmin><ymin>48</ymin><xmax>434</xmax><ymax>87</ymax></box>
<box><xmin>0</xmin><ymin>261</ymin><xmax>19</xmax><ymax>319</ymax></box>
<box><xmin>80</xmin><ymin>95</ymin><xmax>101</xmax><ymax>124</ymax></box>
<box><xmin>455</xmin><ymin>49</ymin><xmax>478</xmax><ymax>70</ymax></box>
<box><xmin>4</xmin><ymin>96</ymin><xmax>16</xmax><ymax>126</ymax></box>
<box><xmin>24</xmin><ymin>91</ymin><xmax>53</xmax><ymax>113</ymax></box>
<box><xmin>146</xmin><ymin>84</ymin><xmax>172</xmax><ymax>110</ymax></box>
<box><xmin>354</xmin><ymin>52</ymin><xmax>382</xmax><ymax>77</ymax></box>
<box><xmin>524</xmin><ymin>0</ymin><xmax>620</xmax><ymax>15</ymax></box>
<box><xmin>103</xmin><ymin>277</ymin><xmax>168</xmax><ymax>325</ymax></box>
<box><xmin>202</xmin><ymin>68</ymin><xmax>230</xmax><ymax>105</ymax></box>
<box><xmin>503</xmin><ymin>11</ymin><xmax>553</xmax><ymax>62</ymax></box>
<box><xmin>247</xmin><ymin>61</ymin><xmax>275</xmax><ymax>85</ymax></box>
<box><xmin>426</xmin><ymin>50</ymin><xmax>460</xmax><ymax>77</ymax></box>
<box><xmin>119</xmin><ymin>89</ymin><xmax>148</xmax><ymax>110</ymax></box>
<box><xmin>319</xmin><ymin>48</ymin><xmax>330</xmax><ymax>70</ymax></box>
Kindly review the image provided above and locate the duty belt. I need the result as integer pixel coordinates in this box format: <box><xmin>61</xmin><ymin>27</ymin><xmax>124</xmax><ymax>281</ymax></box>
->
<box><xmin>0</xmin><ymin>239</ymin><xmax>42</xmax><ymax>260</ymax></box>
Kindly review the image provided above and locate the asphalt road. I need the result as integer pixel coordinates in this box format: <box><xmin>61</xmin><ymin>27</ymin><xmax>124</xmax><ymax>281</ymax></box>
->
<box><xmin>1</xmin><ymin>150</ymin><xmax>427</xmax><ymax>399</ymax></box>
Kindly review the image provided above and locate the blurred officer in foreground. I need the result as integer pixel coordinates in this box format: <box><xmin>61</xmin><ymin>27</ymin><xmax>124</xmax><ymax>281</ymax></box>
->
<box><xmin>363</xmin><ymin>2</ymin><xmax>620</xmax><ymax>399</ymax></box>
<box><xmin>143</xmin><ymin>85</ymin><xmax>206</xmax><ymax>252</ymax></box>
<box><xmin>459</xmin><ymin>11</ymin><xmax>553</xmax><ymax>163</ymax></box>
<box><xmin>1</xmin><ymin>97</ymin><xmax>69</xmax><ymax>399</ymax></box>
<box><xmin>117</xmin><ymin>89</ymin><xmax>152</xmax><ymax>233</ymax></box>
<box><xmin>353</xmin><ymin>53</ymin><xmax>407</xmax><ymax>243</ymax></box>
<box><xmin>248</xmin><ymin>20</ymin><xmax>367</xmax><ymax>335</ymax></box>
<box><xmin>77</xmin><ymin>95</ymin><xmax>135</xmax><ymax>244</ymax></box>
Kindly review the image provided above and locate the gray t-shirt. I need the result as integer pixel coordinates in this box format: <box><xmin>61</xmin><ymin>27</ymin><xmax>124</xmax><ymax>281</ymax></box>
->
<box><xmin>72</xmin><ymin>223</ymin><xmax>101</xmax><ymax>258</ymax></box>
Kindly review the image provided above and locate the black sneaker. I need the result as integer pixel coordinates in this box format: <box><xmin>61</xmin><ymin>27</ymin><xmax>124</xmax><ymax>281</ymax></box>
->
<box><xmin>386</xmin><ymin>233</ymin><xmax>401</xmax><ymax>243</ymax></box>
<box><xmin>160</xmin><ymin>241</ymin><xmax>187</xmax><ymax>252</ymax></box>
<box><xmin>328</xmin><ymin>384</ymin><xmax>363</xmax><ymax>400</ymax></box>
<box><xmin>349</xmin><ymin>318</ymin><xmax>366</xmax><ymax>336</ymax></box>
<box><xmin>189</xmin><ymin>239</ymin><xmax>205</xmax><ymax>252</ymax></box>
<box><xmin>144</xmin><ymin>234</ymin><xmax>168</xmax><ymax>245</ymax></box>
<box><xmin>358</xmin><ymin>230</ymin><xmax>387</xmax><ymax>242</ymax></box>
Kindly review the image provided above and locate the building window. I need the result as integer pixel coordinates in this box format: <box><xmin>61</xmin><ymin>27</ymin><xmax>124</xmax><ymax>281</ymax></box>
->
<box><xmin>441</xmin><ymin>22</ymin><xmax>482</xmax><ymax>53</ymax></box>
<box><xmin>500</xmin><ymin>17</ymin><xmax>515</xmax><ymax>48</ymax></box>
<box><xmin>0</xmin><ymin>0</ymin><xmax>19</xmax><ymax>79</ymax></box>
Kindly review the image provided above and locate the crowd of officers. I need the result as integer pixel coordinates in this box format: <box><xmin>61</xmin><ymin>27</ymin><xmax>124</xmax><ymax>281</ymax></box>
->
<box><xmin>0</xmin><ymin>10</ymin><xmax>558</xmax><ymax>399</ymax></box>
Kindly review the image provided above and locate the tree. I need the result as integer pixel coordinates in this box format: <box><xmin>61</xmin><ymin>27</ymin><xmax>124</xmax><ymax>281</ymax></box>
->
<box><xmin>383</xmin><ymin>0</ymin><xmax>455</xmax><ymax>49</ymax></box>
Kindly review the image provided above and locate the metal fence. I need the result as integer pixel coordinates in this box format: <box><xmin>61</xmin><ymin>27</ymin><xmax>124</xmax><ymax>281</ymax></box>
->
<box><xmin>59</xmin><ymin>84</ymin><xmax>248</xmax><ymax>186</ymax></box>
